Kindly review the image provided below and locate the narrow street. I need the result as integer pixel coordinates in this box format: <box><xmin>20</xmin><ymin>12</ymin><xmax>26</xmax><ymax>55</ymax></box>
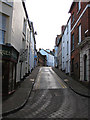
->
<box><xmin>4</xmin><ymin>67</ymin><xmax>88</xmax><ymax>119</ymax></box>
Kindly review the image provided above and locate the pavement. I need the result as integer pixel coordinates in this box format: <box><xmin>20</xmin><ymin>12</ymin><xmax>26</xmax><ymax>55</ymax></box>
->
<box><xmin>52</xmin><ymin>67</ymin><xmax>90</xmax><ymax>98</ymax></box>
<box><xmin>2</xmin><ymin>66</ymin><xmax>40</xmax><ymax>117</ymax></box>
<box><xmin>2</xmin><ymin>66</ymin><xmax>90</xmax><ymax>118</ymax></box>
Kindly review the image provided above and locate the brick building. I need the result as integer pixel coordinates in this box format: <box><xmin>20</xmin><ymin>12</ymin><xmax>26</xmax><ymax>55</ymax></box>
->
<box><xmin>37</xmin><ymin>52</ymin><xmax>47</xmax><ymax>66</ymax></box>
<box><xmin>69</xmin><ymin>2</ymin><xmax>90</xmax><ymax>81</ymax></box>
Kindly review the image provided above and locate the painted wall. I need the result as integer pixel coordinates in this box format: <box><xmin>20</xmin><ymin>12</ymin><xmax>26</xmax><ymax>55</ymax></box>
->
<box><xmin>11</xmin><ymin>0</ymin><xmax>30</xmax><ymax>81</ymax></box>
<box><xmin>62</xmin><ymin>18</ymin><xmax>71</xmax><ymax>74</ymax></box>
<box><xmin>29</xmin><ymin>30</ymin><xmax>35</xmax><ymax>72</ymax></box>
<box><xmin>0</xmin><ymin>1</ymin><xmax>13</xmax><ymax>44</ymax></box>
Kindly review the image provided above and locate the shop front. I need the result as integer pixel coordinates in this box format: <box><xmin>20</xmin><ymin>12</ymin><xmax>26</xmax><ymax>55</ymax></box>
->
<box><xmin>0</xmin><ymin>44</ymin><xmax>19</xmax><ymax>96</ymax></box>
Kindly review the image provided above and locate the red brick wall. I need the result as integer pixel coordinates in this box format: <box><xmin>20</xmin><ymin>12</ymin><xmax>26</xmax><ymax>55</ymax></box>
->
<box><xmin>70</xmin><ymin>2</ymin><xmax>89</xmax><ymax>80</ymax></box>
<box><xmin>71</xmin><ymin>2</ymin><xmax>88</xmax><ymax>28</ymax></box>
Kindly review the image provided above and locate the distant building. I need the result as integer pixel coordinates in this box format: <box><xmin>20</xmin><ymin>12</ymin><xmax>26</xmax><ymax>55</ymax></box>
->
<box><xmin>29</xmin><ymin>22</ymin><xmax>36</xmax><ymax>72</ymax></box>
<box><xmin>69</xmin><ymin>1</ymin><xmax>90</xmax><ymax>81</ymax></box>
<box><xmin>37</xmin><ymin>52</ymin><xmax>47</xmax><ymax>66</ymax></box>
<box><xmin>39</xmin><ymin>49</ymin><xmax>55</xmax><ymax>67</ymax></box>
<box><xmin>57</xmin><ymin>35</ymin><xmax>62</xmax><ymax>70</ymax></box>
<box><xmin>54</xmin><ymin>35</ymin><xmax>61</xmax><ymax>68</ymax></box>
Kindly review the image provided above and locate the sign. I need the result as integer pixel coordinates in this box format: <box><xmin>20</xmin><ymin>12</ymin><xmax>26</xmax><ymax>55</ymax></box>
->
<box><xmin>0</xmin><ymin>45</ymin><xmax>18</xmax><ymax>62</ymax></box>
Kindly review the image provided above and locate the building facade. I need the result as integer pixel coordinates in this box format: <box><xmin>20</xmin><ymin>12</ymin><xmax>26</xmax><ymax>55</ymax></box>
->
<box><xmin>29</xmin><ymin>22</ymin><xmax>36</xmax><ymax>72</ymax></box>
<box><xmin>37</xmin><ymin>52</ymin><xmax>47</xmax><ymax>66</ymax></box>
<box><xmin>0</xmin><ymin>1</ymin><xmax>34</xmax><ymax>96</ymax></box>
<box><xmin>69</xmin><ymin>2</ymin><xmax>90</xmax><ymax>81</ymax></box>
<box><xmin>57</xmin><ymin>35</ymin><xmax>62</xmax><ymax>70</ymax></box>
<box><xmin>62</xmin><ymin>17</ymin><xmax>71</xmax><ymax>74</ymax></box>
<box><xmin>54</xmin><ymin>35</ymin><xmax>60</xmax><ymax>68</ymax></box>
<box><xmin>0</xmin><ymin>1</ymin><xmax>19</xmax><ymax>95</ymax></box>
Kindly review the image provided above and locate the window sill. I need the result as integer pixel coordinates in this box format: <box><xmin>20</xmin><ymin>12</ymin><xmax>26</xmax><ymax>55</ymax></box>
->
<box><xmin>2</xmin><ymin>1</ymin><xmax>13</xmax><ymax>7</ymax></box>
<box><xmin>71</xmin><ymin>49</ymin><xmax>74</xmax><ymax>52</ymax></box>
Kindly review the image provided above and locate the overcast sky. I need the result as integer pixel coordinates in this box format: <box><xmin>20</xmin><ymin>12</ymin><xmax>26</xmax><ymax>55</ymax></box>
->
<box><xmin>25</xmin><ymin>0</ymin><xmax>73</xmax><ymax>51</ymax></box>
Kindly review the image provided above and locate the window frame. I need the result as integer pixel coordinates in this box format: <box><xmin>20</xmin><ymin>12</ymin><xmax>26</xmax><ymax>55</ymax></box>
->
<box><xmin>0</xmin><ymin>14</ymin><xmax>6</xmax><ymax>44</ymax></box>
<box><xmin>78</xmin><ymin>1</ymin><xmax>81</xmax><ymax>12</ymax></box>
<box><xmin>78</xmin><ymin>24</ymin><xmax>81</xmax><ymax>43</ymax></box>
<box><xmin>23</xmin><ymin>18</ymin><xmax>27</xmax><ymax>36</ymax></box>
<box><xmin>2</xmin><ymin>0</ymin><xmax>13</xmax><ymax>7</ymax></box>
<box><xmin>67</xmin><ymin>41</ymin><xmax>69</xmax><ymax>55</ymax></box>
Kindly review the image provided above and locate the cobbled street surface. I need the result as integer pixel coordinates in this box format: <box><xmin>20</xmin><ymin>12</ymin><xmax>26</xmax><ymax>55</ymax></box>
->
<box><xmin>4</xmin><ymin>67</ymin><xmax>89</xmax><ymax>119</ymax></box>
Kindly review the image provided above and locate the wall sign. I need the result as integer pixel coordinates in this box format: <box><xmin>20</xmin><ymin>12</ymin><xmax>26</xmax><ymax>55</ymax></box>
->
<box><xmin>0</xmin><ymin>45</ymin><xmax>18</xmax><ymax>62</ymax></box>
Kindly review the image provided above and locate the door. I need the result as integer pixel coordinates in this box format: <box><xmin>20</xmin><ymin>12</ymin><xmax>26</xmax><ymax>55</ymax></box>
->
<box><xmin>2</xmin><ymin>60</ymin><xmax>9</xmax><ymax>96</ymax></box>
<box><xmin>84</xmin><ymin>55</ymin><xmax>87</xmax><ymax>81</ymax></box>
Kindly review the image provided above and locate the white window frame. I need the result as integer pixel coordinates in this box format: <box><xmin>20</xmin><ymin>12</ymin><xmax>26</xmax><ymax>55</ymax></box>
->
<box><xmin>78</xmin><ymin>1</ymin><xmax>81</xmax><ymax>12</ymax></box>
<box><xmin>78</xmin><ymin>24</ymin><xmax>81</xmax><ymax>43</ymax></box>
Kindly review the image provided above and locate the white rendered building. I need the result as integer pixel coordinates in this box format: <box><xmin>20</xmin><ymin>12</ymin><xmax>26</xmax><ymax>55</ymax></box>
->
<box><xmin>62</xmin><ymin>17</ymin><xmax>71</xmax><ymax>75</ymax></box>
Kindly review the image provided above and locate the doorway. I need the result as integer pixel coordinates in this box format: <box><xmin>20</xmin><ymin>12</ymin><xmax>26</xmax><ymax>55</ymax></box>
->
<box><xmin>84</xmin><ymin>54</ymin><xmax>87</xmax><ymax>81</ymax></box>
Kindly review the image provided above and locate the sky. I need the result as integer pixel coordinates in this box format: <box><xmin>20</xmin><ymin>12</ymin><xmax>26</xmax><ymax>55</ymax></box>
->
<box><xmin>25</xmin><ymin>0</ymin><xmax>73</xmax><ymax>51</ymax></box>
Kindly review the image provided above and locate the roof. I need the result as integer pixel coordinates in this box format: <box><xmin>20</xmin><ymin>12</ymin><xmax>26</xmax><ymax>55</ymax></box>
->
<box><xmin>37</xmin><ymin>52</ymin><xmax>47</xmax><ymax>60</ymax></box>
<box><xmin>44</xmin><ymin>49</ymin><xmax>54</xmax><ymax>56</ymax></box>
<box><xmin>69</xmin><ymin>1</ymin><xmax>76</xmax><ymax>13</ymax></box>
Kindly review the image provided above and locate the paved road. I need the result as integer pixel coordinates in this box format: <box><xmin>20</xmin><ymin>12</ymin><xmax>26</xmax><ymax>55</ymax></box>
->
<box><xmin>4</xmin><ymin>67</ymin><xmax>89</xmax><ymax>119</ymax></box>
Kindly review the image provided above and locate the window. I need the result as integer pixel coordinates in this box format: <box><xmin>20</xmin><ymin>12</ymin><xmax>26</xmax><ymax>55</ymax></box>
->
<box><xmin>78</xmin><ymin>24</ymin><xmax>81</xmax><ymax>43</ymax></box>
<box><xmin>71</xmin><ymin>58</ymin><xmax>74</xmax><ymax>72</ymax></box>
<box><xmin>67</xmin><ymin>41</ymin><xmax>69</xmax><ymax>55</ymax></box>
<box><xmin>27</xmin><ymin>29</ymin><xmax>30</xmax><ymax>42</ymax></box>
<box><xmin>72</xmin><ymin>34</ymin><xmax>74</xmax><ymax>51</ymax></box>
<box><xmin>63</xmin><ymin>47</ymin><xmax>64</xmax><ymax>58</ymax></box>
<box><xmin>67</xmin><ymin>25</ymin><xmax>68</xmax><ymax>34</ymax></box>
<box><xmin>2</xmin><ymin>0</ymin><xmax>13</xmax><ymax>6</ymax></box>
<box><xmin>78</xmin><ymin>1</ymin><xmax>81</xmax><ymax>12</ymax></box>
<box><xmin>0</xmin><ymin>14</ymin><xmax>6</xmax><ymax>44</ymax></box>
<box><xmin>72</xmin><ymin>13</ymin><xmax>74</xmax><ymax>23</ymax></box>
<box><xmin>23</xmin><ymin>19</ymin><xmax>26</xmax><ymax>36</ymax></box>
